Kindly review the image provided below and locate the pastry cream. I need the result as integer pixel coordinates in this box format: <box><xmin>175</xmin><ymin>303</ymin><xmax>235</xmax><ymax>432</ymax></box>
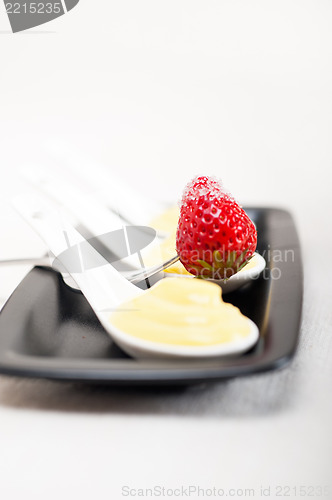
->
<box><xmin>148</xmin><ymin>206</ymin><xmax>191</xmax><ymax>275</ymax></box>
<box><xmin>149</xmin><ymin>205</ymin><xmax>180</xmax><ymax>234</ymax></box>
<box><xmin>143</xmin><ymin>231</ymin><xmax>191</xmax><ymax>275</ymax></box>
<box><xmin>110</xmin><ymin>278</ymin><xmax>252</xmax><ymax>346</ymax></box>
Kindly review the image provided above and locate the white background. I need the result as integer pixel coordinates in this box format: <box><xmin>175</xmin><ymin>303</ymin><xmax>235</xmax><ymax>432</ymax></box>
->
<box><xmin>0</xmin><ymin>1</ymin><xmax>331</xmax><ymax>499</ymax></box>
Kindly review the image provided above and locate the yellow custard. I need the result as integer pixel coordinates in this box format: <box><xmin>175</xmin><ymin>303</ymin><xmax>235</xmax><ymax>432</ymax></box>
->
<box><xmin>148</xmin><ymin>205</ymin><xmax>190</xmax><ymax>275</ymax></box>
<box><xmin>149</xmin><ymin>205</ymin><xmax>180</xmax><ymax>233</ymax></box>
<box><xmin>110</xmin><ymin>278</ymin><xmax>252</xmax><ymax>346</ymax></box>
<box><xmin>144</xmin><ymin>231</ymin><xmax>191</xmax><ymax>275</ymax></box>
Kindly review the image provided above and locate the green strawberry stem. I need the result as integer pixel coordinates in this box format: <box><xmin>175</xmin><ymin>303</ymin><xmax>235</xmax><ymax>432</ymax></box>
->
<box><xmin>193</xmin><ymin>248</ymin><xmax>251</xmax><ymax>281</ymax></box>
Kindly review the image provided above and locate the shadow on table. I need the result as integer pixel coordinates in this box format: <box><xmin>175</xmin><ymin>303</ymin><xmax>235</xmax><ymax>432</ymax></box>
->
<box><xmin>0</xmin><ymin>364</ymin><xmax>299</xmax><ymax>418</ymax></box>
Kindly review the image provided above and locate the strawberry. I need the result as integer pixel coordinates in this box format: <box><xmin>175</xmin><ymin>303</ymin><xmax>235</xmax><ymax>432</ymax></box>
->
<box><xmin>176</xmin><ymin>176</ymin><xmax>257</xmax><ymax>279</ymax></box>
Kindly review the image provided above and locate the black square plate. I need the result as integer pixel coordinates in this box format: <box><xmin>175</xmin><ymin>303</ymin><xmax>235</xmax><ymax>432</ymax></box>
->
<box><xmin>0</xmin><ymin>208</ymin><xmax>303</xmax><ymax>385</ymax></box>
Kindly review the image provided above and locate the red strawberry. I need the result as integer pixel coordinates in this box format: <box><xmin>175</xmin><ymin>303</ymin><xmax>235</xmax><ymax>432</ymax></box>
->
<box><xmin>176</xmin><ymin>176</ymin><xmax>257</xmax><ymax>279</ymax></box>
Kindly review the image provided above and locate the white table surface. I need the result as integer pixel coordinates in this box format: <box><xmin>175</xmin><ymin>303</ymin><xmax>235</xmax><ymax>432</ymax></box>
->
<box><xmin>0</xmin><ymin>2</ymin><xmax>331</xmax><ymax>499</ymax></box>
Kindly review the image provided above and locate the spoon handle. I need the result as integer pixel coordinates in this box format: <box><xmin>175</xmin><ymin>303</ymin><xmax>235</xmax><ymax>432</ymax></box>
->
<box><xmin>22</xmin><ymin>167</ymin><xmax>165</xmax><ymax>271</ymax></box>
<box><xmin>13</xmin><ymin>195</ymin><xmax>141</xmax><ymax>312</ymax></box>
<box><xmin>0</xmin><ymin>257</ymin><xmax>50</xmax><ymax>266</ymax></box>
<box><xmin>45</xmin><ymin>140</ymin><xmax>165</xmax><ymax>225</ymax></box>
<box><xmin>23</xmin><ymin>166</ymin><xmax>124</xmax><ymax>235</ymax></box>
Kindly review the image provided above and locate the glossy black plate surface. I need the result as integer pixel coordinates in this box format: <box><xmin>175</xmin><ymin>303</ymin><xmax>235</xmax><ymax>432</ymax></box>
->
<box><xmin>0</xmin><ymin>208</ymin><xmax>303</xmax><ymax>385</ymax></box>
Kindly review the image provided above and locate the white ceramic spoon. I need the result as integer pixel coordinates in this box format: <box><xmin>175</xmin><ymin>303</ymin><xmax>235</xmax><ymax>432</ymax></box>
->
<box><xmin>211</xmin><ymin>253</ymin><xmax>266</xmax><ymax>293</ymax></box>
<box><xmin>45</xmin><ymin>140</ymin><xmax>167</xmax><ymax>226</ymax></box>
<box><xmin>41</xmin><ymin>142</ymin><xmax>266</xmax><ymax>292</ymax></box>
<box><xmin>13</xmin><ymin>195</ymin><xmax>259</xmax><ymax>360</ymax></box>
<box><xmin>23</xmin><ymin>166</ymin><xmax>172</xmax><ymax>264</ymax></box>
<box><xmin>21</xmin><ymin>167</ymin><xmax>180</xmax><ymax>287</ymax></box>
<box><xmin>23</xmin><ymin>157</ymin><xmax>265</xmax><ymax>294</ymax></box>
<box><xmin>165</xmin><ymin>253</ymin><xmax>266</xmax><ymax>293</ymax></box>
